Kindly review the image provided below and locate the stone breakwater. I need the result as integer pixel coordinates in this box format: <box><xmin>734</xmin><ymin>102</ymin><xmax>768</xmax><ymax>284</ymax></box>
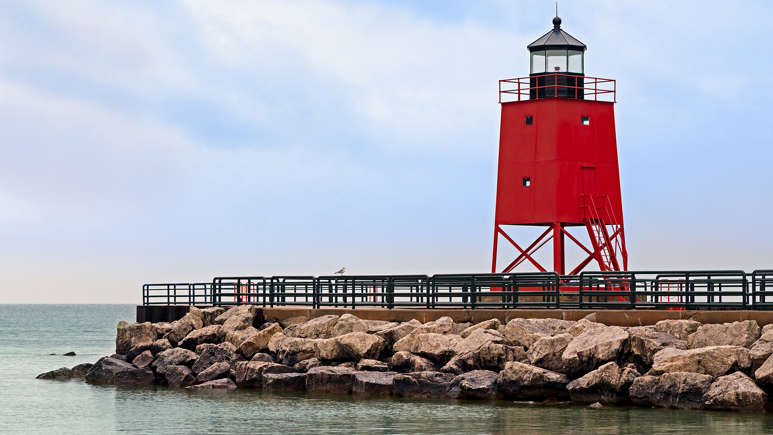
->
<box><xmin>37</xmin><ymin>306</ymin><xmax>773</xmax><ymax>411</ymax></box>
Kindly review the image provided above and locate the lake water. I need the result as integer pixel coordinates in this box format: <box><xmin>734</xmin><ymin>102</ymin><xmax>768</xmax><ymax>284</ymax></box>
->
<box><xmin>3</xmin><ymin>304</ymin><xmax>773</xmax><ymax>434</ymax></box>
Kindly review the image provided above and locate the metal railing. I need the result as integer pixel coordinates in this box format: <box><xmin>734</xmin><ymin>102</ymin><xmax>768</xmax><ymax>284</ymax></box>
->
<box><xmin>141</xmin><ymin>270</ymin><xmax>773</xmax><ymax>310</ymax></box>
<box><xmin>499</xmin><ymin>73</ymin><xmax>616</xmax><ymax>103</ymax></box>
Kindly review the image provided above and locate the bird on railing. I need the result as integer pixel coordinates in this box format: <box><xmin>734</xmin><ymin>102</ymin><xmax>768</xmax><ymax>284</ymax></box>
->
<box><xmin>334</xmin><ymin>267</ymin><xmax>346</xmax><ymax>276</ymax></box>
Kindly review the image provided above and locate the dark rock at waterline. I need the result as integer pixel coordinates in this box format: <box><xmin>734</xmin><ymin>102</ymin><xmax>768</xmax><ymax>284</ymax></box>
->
<box><xmin>152</xmin><ymin>348</ymin><xmax>197</xmax><ymax>374</ymax></box>
<box><xmin>306</xmin><ymin>366</ymin><xmax>357</xmax><ymax>394</ymax></box>
<box><xmin>393</xmin><ymin>371</ymin><xmax>454</xmax><ymax>398</ymax></box>
<box><xmin>629</xmin><ymin>372</ymin><xmax>713</xmax><ymax>409</ymax></box>
<box><xmin>496</xmin><ymin>362</ymin><xmax>569</xmax><ymax>401</ymax></box>
<box><xmin>353</xmin><ymin>371</ymin><xmax>395</xmax><ymax>396</ymax></box>
<box><xmin>86</xmin><ymin>357</ymin><xmax>154</xmax><ymax>386</ymax></box>
<box><xmin>71</xmin><ymin>363</ymin><xmax>93</xmax><ymax>378</ymax></box>
<box><xmin>448</xmin><ymin>370</ymin><xmax>499</xmax><ymax>400</ymax></box>
<box><xmin>63</xmin><ymin>351</ymin><xmax>76</xmax><ymax>356</ymax></box>
<box><xmin>263</xmin><ymin>372</ymin><xmax>307</xmax><ymax>392</ymax></box>
<box><xmin>132</xmin><ymin>350</ymin><xmax>154</xmax><ymax>369</ymax></box>
<box><xmin>186</xmin><ymin>378</ymin><xmax>237</xmax><ymax>390</ymax></box>
<box><xmin>164</xmin><ymin>365</ymin><xmax>196</xmax><ymax>388</ymax></box>
<box><xmin>234</xmin><ymin>361</ymin><xmax>296</xmax><ymax>388</ymax></box>
<box><xmin>37</xmin><ymin>367</ymin><xmax>73</xmax><ymax>380</ymax></box>
<box><xmin>566</xmin><ymin>362</ymin><xmax>638</xmax><ymax>404</ymax></box>
<box><xmin>192</xmin><ymin>344</ymin><xmax>235</xmax><ymax>374</ymax></box>
<box><xmin>196</xmin><ymin>361</ymin><xmax>230</xmax><ymax>384</ymax></box>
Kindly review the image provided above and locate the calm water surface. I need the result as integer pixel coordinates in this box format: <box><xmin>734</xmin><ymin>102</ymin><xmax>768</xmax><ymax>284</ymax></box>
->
<box><xmin>2</xmin><ymin>304</ymin><xmax>773</xmax><ymax>434</ymax></box>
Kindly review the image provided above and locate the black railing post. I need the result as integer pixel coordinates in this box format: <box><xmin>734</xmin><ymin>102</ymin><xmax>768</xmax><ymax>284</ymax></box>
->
<box><xmin>387</xmin><ymin>277</ymin><xmax>394</xmax><ymax>310</ymax></box>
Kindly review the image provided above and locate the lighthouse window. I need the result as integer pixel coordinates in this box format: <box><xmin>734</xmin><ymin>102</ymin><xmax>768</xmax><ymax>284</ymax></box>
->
<box><xmin>568</xmin><ymin>50</ymin><xmax>583</xmax><ymax>73</ymax></box>
<box><xmin>525</xmin><ymin>116</ymin><xmax>533</xmax><ymax>125</ymax></box>
<box><xmin>531</xmin><ymin>51</ymin><xmax>546</xmax><ymax>73</ymax></box>
<box><xmin>546</xmin><ymin>50</ymin><xmax>567</xmax><ymax>72</ymax></box>
<box><xmin>522</xmin><ymin>177</ymin><xmax>531</xmax><ymax>187</ymax></box>
<box><xmin>581</xmin><ymin>116</ymin><xmax>590</xmax><ymax>126</ymax></box>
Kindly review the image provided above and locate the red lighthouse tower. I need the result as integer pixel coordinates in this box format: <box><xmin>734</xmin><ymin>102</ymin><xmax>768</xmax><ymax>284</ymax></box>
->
<box><xmin>492</xmin><ymin>16</ymin><xmax>627</xmax><ymax>275</ymax></box>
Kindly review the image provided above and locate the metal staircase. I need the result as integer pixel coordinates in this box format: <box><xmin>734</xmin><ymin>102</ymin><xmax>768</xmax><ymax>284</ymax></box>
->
<box><xmin>584</xmin><ymin>194</ymin><xmax>627</xmax><ymax>272</ymax></box>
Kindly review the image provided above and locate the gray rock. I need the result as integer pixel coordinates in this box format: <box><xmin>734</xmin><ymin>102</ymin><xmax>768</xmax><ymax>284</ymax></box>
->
<box><xmin>687</xmin><ymin>320</ymin><xmax>760</xmax><ymax>349</ymax></box>
<box><xmin>627</xmin><ymin>327</ymin><xmax>686</xmax><ymax>366</ymax></box>
<box><xmin>415</xmin><ymin>317</ymin><xmax>456</xmax><ymax>335</ymax></box>
<box><xmin>196</xmin><ymin>361</ymin><xmax>231</xmax><ymax>383</ymax></box>
<box><xmin>331</xmin><ymin>314</ymin><xmax>369</xmax><ymax>337</ymax></box>
<box><xmin>704</xmin><ymin>371</ymin><xmax>767</xmax><ymax>411</ymax></box>
<box><xmin>448</xmin><ymin>370</ymin><xmax>499</xmax><ymax>400</ymax></box>
<box><xmin>353</xmin><ymin>371</ymin><xmax>395</xmax><ymax>395</ymax></box>
<box><xmin>126</xmin><ymin>343</ymin><xmax>152</xmax><ymax>361</ymax></box>
<box><xmin>187</xmin><ymin>378</ymin><xmax>236</xmax><ymax>390</ymax></box>
<box><xmin>629</xmin><ymin>372</ymin><xmax>713</xmax><ymax>409</ymax></box>
<box><xmin>393</xmin><ymin>333</ymin><xmax>460</xmax><ymax>363</ymax></box>
<box><xmin>285</xmin><ymin>315</ymin><xmax>339</xmax><ymax>339</ymax></box>
<box><xmin>393</xmin><ymin>371</ymin><xmax>455</xmax><ymax>398</ymax></box>
<box><xmin>504</xmin><ymin>319</ymin><xmax>552</xmax><ymax>348</ymax></box>
<box><xmin>561</xmin><ymin>326</ymin><xmax>629</xmax><ymax>374</ymax></box>
<box><xmin>305</xmin><ymin>366</ymin><xmax>357</xmax><ymax>394</ymax></box>
<box><xmin>374</xmin><ymin>319</ymin><xmax>421</xmax><ymax>345</ymax></box>
<box><xmin>264</xmin><ymin>372</ymin><xmax>307</xmax><ymax>392</ymax></box>
<box><xmin>238</xmin><ymin>323</ymin><xmax>282</xmax><ymax>358</ymax></box>
<box><xmin>234</xmin><ymin>361</ymin><xmax>296</xmax><ymax>388</ymax></box>
<box><xmin>225</xmin><ymin>326</ymin><xmax>259</xmax><ymax>349</ymax></box>
<box><xmin>164</xmin><ymin>365</ymin><xmax>196</xmax><ymax>388</ymax></box>
<box><xmin>179</xmin><ymin>325</ymin><xmax>224</xmax><ymax>350</ymax></box>
<box><xmin>754</xmin><ymin>353</ymin><xmax>773</xmax><ymax>386</ymax></box>
<box><xmin>566</xmin><ymin>319</ymin><xmax>605</xmax><ymax>336</ymax></box>
<box><xmin>527</xmin><ymin>333</ymin><xmax>573</xmax><ymax>372</ymax></box>
<box><xmin>566</xmin><ymin>362</ymin><xmax>639</xmax><ymax>404</ymax></box>
<box><xmin>214</xmin><ymin>305</ymin><xmax>259</xmax><ymax>332</ymax></box>
<box><xmin>268</xmin><ymin>333</ymin><xmax>319</xmax><ymax>365</ymax></box>
<box><xmin>336</xmin><ymin>332</ymin><xmax>386</xmax><ymax>360</ymax></box>
<box><xmin>152</xmin><ymin>348</ymin><xmax>198</xmax><ymax>374</ymax></box>
<box><xmin>37</xmin><ymin>367</ymin><xmax>73</xmax><ymax>380</ymax></box>
<box><xmin>442</xmin><ymin>341</ymin><xmax>525</xmax><ymax>374</ymax></box>
<box><xmin>71</xmin><ymin>363</ymin><xmax>93</xmax><ymax>378</ymax></box>
<box><xmin>650</xmin><ymin>346</ymin><xmax>751</xmax><ymax>377</ymax></box>
<box><xmin>86</xmin><ymin>357</ymin><xmax>154</xmax><ymax>386</ymax></box>
<box><xmin>115</xmin><ymin>321</ymin><xmax>155</xmax><ymax>354</ymax></box>
<box><xmin>356</xmin><ymin>359</ymin><xmax>390</xmax><ymax>372</ymax></box>
<box><xmin>200</xmin><ymin>307</ymin><xmax>226</xmax><ymax>326</ymax></box>
<box><xmin>192</xmin><ymin>344</ymin><xmax>236</xmax><ymax>374</ymax></box>
<box><xmin>460</xmin><ymin>319</ymin><xmax>503</xmax><ymax>338</ymax></box>
<box><xmin>496</xmin><ymin>361</ymin><xmax>569</xmax><ymax>400</ymax></box>
<box><xmin>131</xmin><ymin>350</ymin><xmax>154</xmax><ymax>369</ymax></box>
<box><xmin>749</xmin><ymin>329</ymin><xmax>773</xmax><ymax>370</ymax></box>
<box><xmin>390</xmin><ymin>351</ymin><xmax>436</xmax><ymax>372</ymax></box>
<box><xmin>654</xmin><ymin>319</ymin><xmax>701</xmax><ymax>340</ymax></box>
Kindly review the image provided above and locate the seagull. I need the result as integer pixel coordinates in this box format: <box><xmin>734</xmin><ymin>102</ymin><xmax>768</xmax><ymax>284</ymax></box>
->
<box><xmin>334</xmin><ymin>267</ymin><xmax>346</xmax><ymax>275</ymax></box>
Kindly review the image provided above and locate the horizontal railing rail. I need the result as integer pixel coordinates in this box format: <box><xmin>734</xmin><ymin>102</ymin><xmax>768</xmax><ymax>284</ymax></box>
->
<box><xmin>499</xmin><ymin>73</ymin><xmax>616</xmax><ymax>103</ymax></box>
<box><xmin>141</xmin><ymin>270</ymin><xmax>773</xmax><ymax>310</ymax></box>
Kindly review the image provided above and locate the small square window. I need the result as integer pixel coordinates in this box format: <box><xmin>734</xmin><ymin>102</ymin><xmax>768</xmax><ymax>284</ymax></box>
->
<box><xmin>581</xmin><ymin>116</ymin><xmax>590</xmax><ymax>126</ymax></box>
<box><xmin>522</xmin><ymin>177</ymin><xmax>531</xmax><ymax>187</ymax></box>
<box><xmin>525</xmin><ymin>116</ymin><xmax>533</xmax><ymax>125</ymax></box>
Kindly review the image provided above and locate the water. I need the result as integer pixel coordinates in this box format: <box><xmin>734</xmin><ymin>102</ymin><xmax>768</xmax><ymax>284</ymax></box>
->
<box><xmin>2</xmin><ymin>305</ymin><xmax>773</xmax><ymax>434</ymax></box>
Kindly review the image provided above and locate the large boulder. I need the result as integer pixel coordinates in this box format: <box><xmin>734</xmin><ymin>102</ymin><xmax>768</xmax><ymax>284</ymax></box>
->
<box><xmin>126</xmin><ymin>343</ymin><xmax>153</xmax><ymax>362</ymax></box>
<box><xmin>504</xmin><ymin>319</ymin><xmax>552</xmax><ymax>348</ymax></box>
<box><xmin>269</xmin><ymin>333</ymin><xmax>319</xmax><ymax>365</ymax></box>
<box><xmin>460</xmin><ymin>319</ymin><xmax>502</xmax><ymax>338</ymax></box>
<box><xmin>566</xmin><ymin>319</ymin><xmax>604</xmax><ymax>336</ymax></box>
<box><xmin>150</xmin><ymin>338</ymin><xmax>172</xmax><ymax>355</ymax></box>
<box><xmin>352</xmin><ymin>371</ymin><xmax>395</xmax><ymax>396</ymax></box>
<box><xmin>374</xmin><ymin>319</ymin><xmax>421</xmax><ymax>345</ymax></box>
<box><xmin>561</xmin><ymin>326</ymin><xmax>629</xmax><ymax>374</ymax></box>
<box><xmin>393</xmin><ymin>371</ymin><xmax>455</xmax><ymax>398</ymax></box>
<box><xmin>390</xmin><ymin>351</ymin><xmax>436</xmax><ymax>372</ymax></box>
<box><xmin>86</xmin><ymin>357</ymin><xmax>154</xmax><ymax>386</ymax></box>
<box><xmin>448</xmin><ymin>370</ymin><xmax>499</xmax><ymax>400</ymax></box>
<box><xmin>165</xmin><ymin>308</ymin><xmax>205</xmax><ymax>345</ymax></box>
<box><xmin>179</xmin><ymin>325</ymin><xmax>224</xmax><ymax>350</ymax></box>
<box><xmin>442</xmin><ymin>331</ymin><xmax>525</xmax><ymax>373</ymax></box>
<box><xmin>191</xmin><ymin>343</ymin><xmax>236</xmax><ymax>374</ymax></box>
<box><xmin>251</xmin><ymin>353</ymin><xmax>275</xmax><ymax>363</ymax></box>
<box><xmin>527</xmin><ymin>333</ymin><xmax>573</xmax><ymax>372</ymax></box>
<box><xmin>629</xmin><ymin>372</ymin><xmax>713</xmax><ymax>409</ymax></box>
<box><xmin>627</xmin><ymin>326</ymin><xmax>686</xmax><ymax>366</ymax></box>
<box><xmin>238</xmin><ymin>323</ymin><xmax>283</xmax><ymax>359</ymax></box>
<box><xmin>749</xmin><ymin>327</ymin><xmax>773</xmax><ymax>370</ymax></box>
<box><xmin>37</xmin><ymin>367</ymin><xmax>73</xmax><ymax>380</ymax></box>
<box><xmin>453</xmin><ymin>329</ymin><xmax>504</xmax><ymax>354</ymax></box>
<box><xmin>152</xmin><ymin>322</ymin><xmax>173</xmax><ymax>338</ymax></box>
<box><xmin>196</xmin><ymin>361</ymin><xmax>230</xmax><ymax>383</ymax></box>
<box><xmin>566</xmin><ymin>362</ymin><xmax>639</xmax><ymax>404</ymax></box>
<box><xmin>687</xmin><ymin>320</ymin><xmax>760</xmax><ymax>349</ymax></box>
<box><xmin>115</xmin><ymin>321</ymin><xmax>155</xmax><ymax>354</ymax></box>
<box><xmin>225</xmin><ymin>326</ymin><xmax>259</xmax><ymax>349</ymax></box>
<box><xmin>187</xmin><ymin>378</ymin><xmax>237</xmax><ymax>390</ymax></box>
<box><xmin>315</xmin><ymin>337</ymin><xmax>346</xmax><ymax>361</ymax></box>
<box><xmin>331</xmin><ymin>314</ymin><xmax>369</xmax><ymax>337</ymax></box>
<box><xmin>496</xmin><ymin>361</ymin><xmax>569</xmax><ymax>400</ymax></box>
<box><xmin>234</xmin><ymin>361</ymin><xmax>295</xmax><ymax>387</ymax></box>
<box><xmin>218</xmin><ymin>305</ymin><xmax>259</xmax><ymax>332</ymax></box>
<box><xmin>703</xmin><ymin>371</ymin><xmax>767</xmax><ymax>411</ymax></box>
<box><xmin>71</xmin><ymin>363</ymin><xmax>93</xmax><ymax>378</ymax></box>
<box><xmin>305</xmin><ymin>366</ymin><xmax>357</xmax><ymax>394</ymax></box>
<box><xmin>263</xmin><ymin>372</ymin><xmax>307</xmax><ymax>392</ymax></box>
<box><xmin>164</xmin><ymin>365</ymin><xmax>196</xmax><ymax>388</ymax></box>
<box><xmin>650</xmin><ymin>346</ymin><xmax>751</xmax><ymax>377</ymax></box>
<box><xmin>393</xmin><ymin>333</ymin><xmax>460</xmax><ymax>363</ymax></box>
<box><xmin>152</xmin><ymin>348</ymin><xmax>198</xmax><ymax>374</ymax></box>
<box><xmin>293</xmin><ymin>358</ymin><xmax>322</xmax><ymax>373</ymax></box>
<box><xmin>131</xmin><ymin>350</ymin><xmax>154</xmax><ymax>369</ymax></box>
<box><xmin>754</xmin><ymin>353</ymin><xmax>773</xmax><ymax>386</ymax></box>
<box><xmin>285</xmin><ymin>315</ymin><xmax>339</xmax><ymax>339</ymax></box>
<box><xmin>200</xmin><ymin>307</ymin><xmax>226</xmax><ymax>326</ymax></box>
<box><xmin>415</xmin><ymin>316</ymin><xmax>456</xmax><ymax>335</ymax></box>
<box><xmin>336</xmin><ymin>332</ymin><xmax>386</xmax><ymax>360</ymax></box>
<box><xmin>654</xmin><ymin>319</ymin><xmax>701</xmax><ymax>340</ymax></box>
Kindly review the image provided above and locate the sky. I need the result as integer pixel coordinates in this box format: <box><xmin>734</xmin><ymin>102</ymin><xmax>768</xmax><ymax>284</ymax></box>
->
<box><xmin>1</xmin><ymin>0</ymin><xmax>772</xmax><ymax>303</ymax></box>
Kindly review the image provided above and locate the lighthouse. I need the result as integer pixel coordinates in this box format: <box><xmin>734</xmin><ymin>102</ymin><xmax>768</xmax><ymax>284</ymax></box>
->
<box><xmin>491</xmin><ymin>15</ymin><xmax>627</xmax><ymax>275</ymax></box>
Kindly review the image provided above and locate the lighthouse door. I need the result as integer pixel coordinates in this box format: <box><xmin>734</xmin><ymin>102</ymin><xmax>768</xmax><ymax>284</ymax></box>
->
<box><xmin>581</xmin><ymin>166</ymin><xmax>596</xmax><ymax>196</ymax></box>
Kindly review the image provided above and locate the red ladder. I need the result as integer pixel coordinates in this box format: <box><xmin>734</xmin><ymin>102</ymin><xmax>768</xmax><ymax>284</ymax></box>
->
<box><xmin>584</xmin><ymin>194</ymin><xmax>627</xmax><ymax>272</ymax></box>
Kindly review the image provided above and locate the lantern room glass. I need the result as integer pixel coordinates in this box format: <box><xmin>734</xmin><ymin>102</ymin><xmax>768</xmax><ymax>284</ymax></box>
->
<box><xmin>568</xmin><ymin>50</ymin><xmax>583</xmax><ymax>73</ymax></box>
<box><xmin>531</xmin><ymin>50</ymin><xmax>584</xmax><ymax>74</ymax></box>
<box><xmin>546</xmin><ymin>50</ymin><xmax>567</xmax><ymax>72</ymax></box>
<box><xmin>531</xmin><ymin>51</ymin><xmax>546</xmax><ymax>73</ymax></box>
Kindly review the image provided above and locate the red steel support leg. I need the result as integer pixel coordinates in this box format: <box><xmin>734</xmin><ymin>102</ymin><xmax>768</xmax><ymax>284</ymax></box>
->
<box><xmin>491</xmin><ymin>224</ymin><xmax>499</xmax><ymax>273</ymax></box>
<box><xmin>553</xmin><ymin>223</ymin><xmax>565</xmax><ymax>275</ymax></box>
